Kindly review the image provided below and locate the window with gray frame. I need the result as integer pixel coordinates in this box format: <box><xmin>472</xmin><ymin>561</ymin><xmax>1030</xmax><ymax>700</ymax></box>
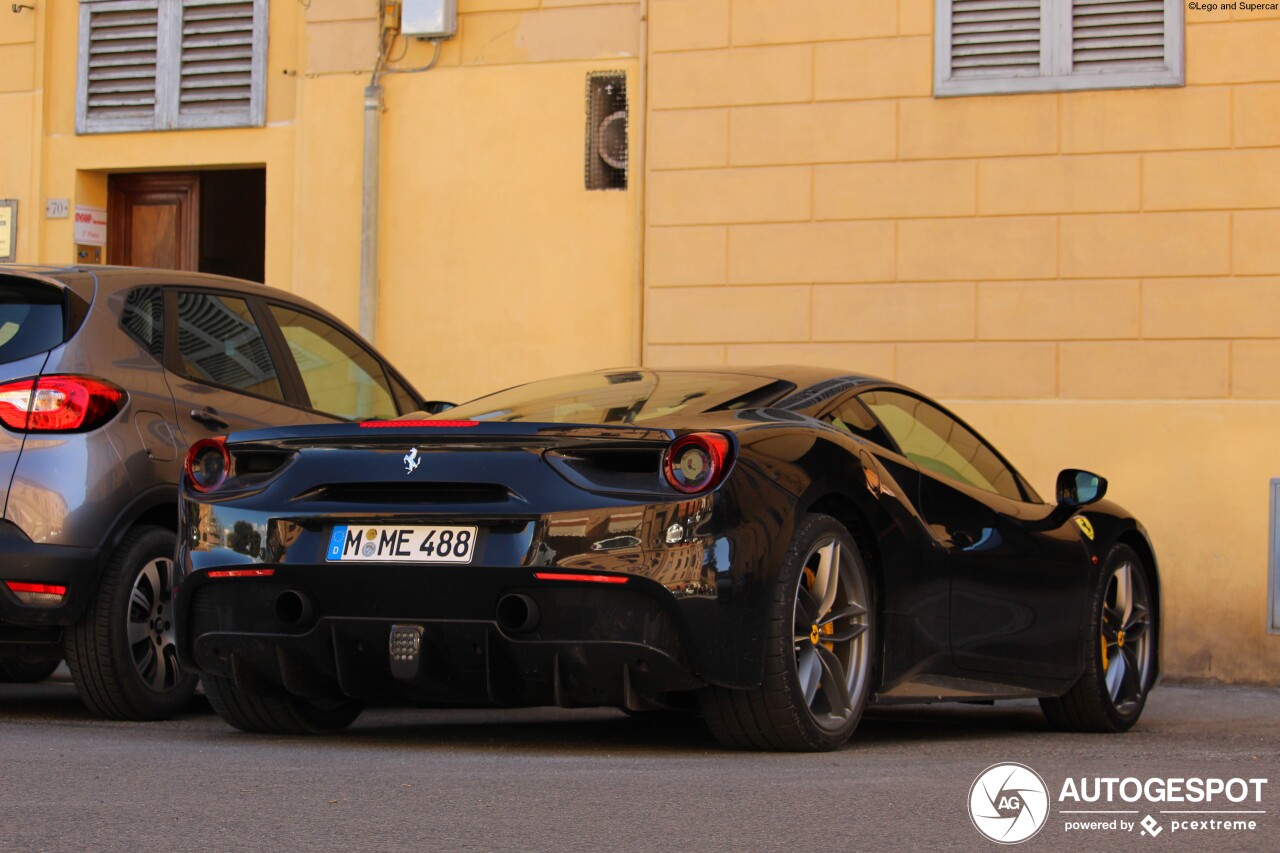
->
<box><xmin>934</xmin><ymin>0</ymin><xmax>1183</xmax><ymax>97</ymax></box>
<box><xmin>77</xmin><ymin>0</ymin><xmax>267</xmax><ymax>134</ymax></box>
<box><xmin>1270</xmin><ymin>479</ymin><xmax>1280</xmax><ymax>634</ymax></box>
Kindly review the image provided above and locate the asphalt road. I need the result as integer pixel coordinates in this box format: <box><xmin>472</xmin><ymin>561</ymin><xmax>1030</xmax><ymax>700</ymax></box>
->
<box><xmin>0</xmin><ymin>675</ymin><xmax>1276</xmax><ymax>853</ymax></box>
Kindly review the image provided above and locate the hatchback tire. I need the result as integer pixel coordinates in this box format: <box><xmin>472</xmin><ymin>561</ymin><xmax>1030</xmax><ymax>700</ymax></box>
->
<box><xmin>65</xmin><ymin>525</ymin><xmax>198</xmax><ymax>720</ymax></box>
<box><xmin>0</xmin><ymin>648</ymin><xmax>62</xmax><ymax>683</ymax></box>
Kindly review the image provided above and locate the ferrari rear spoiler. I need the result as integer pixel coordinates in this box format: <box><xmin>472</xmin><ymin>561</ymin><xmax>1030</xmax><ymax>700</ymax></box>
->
<box><xmin>225</xmin><ymin>420</ymin><xmax>677</xmax><ymax>447</ymax></box>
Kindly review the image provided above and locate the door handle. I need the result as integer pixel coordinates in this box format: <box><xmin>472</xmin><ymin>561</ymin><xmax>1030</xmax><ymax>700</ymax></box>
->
<box><xmin>190</xmin><ymin>407</ymin><xmax>230</xmax><ymax>432</ymax></box>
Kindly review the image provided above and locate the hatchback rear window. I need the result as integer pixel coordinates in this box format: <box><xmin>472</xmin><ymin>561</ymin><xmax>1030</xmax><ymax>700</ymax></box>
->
<box><xmin>0</xmin><ymin>281</ymin><xmax>67</xmax><ymax>365</ymax></box>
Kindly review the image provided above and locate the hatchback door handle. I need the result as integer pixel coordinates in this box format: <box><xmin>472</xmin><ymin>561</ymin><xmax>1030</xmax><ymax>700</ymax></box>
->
<box><xmin>190</xmin><ymin>407</ymin><xmax>229</xmax><ymax>431</ymax></box>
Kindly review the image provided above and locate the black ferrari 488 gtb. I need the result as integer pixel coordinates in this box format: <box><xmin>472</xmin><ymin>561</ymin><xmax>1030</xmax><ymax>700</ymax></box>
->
<box><xmin>175</xmin><ymin>367</ymin><xmax>1159</xmax><ymax>751</ymax></box>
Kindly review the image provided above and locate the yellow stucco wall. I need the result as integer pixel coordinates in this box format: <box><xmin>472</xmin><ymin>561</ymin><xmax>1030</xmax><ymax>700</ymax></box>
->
<box><xmin>3</xmin><ymin>0</ymin><xmax>1278</xmax><ymax>684</ymax></box>
<box><xmin>294</xmin><ymin>0</ymin><xmax>643</xmax><ymax>401</ymax></box>
<box><xmin>2</xmin><ymin>0</ymin><xmax>640</xmax><ymax>403</ymax></box>
<box><xmin>642</xmin><ymin>0</ymin><xmax>1280</xmax><ymax>683</ymax></box>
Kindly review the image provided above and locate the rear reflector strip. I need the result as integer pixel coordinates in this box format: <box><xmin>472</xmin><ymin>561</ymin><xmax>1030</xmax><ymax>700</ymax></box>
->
<box><xmin>206</xmin><ymin>568</ymin><xmax>276</xmax><ymax>579</ymax></box>
<box><xmin>533</xmin><ymin>572</ymin><xmax>629</xmax><ymax>585</ymax></box>
<box><xmin>5</xmin><ymin>581</ymin><xmax>67</xmax><ymax>606</ymax></box>
<box><xmin>360</xmin><ymin>420</ymin><xmax>479</xmax><ymax>428</ymax></box>
<box><xmin>6</xmin><ymin>581</ymin><xmax>68</xmax><ymax>596</ymax></box>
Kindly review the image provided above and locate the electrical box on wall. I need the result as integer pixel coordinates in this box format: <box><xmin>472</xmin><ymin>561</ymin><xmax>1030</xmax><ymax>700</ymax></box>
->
<box><xmin>402</xmin><ymin>0</ymin><xmax>457</xmax><ymax>39</ymax></box>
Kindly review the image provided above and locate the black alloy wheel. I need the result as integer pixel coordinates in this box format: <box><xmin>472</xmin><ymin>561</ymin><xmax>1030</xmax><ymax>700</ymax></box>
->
<box><xmin>1041</xmin><ymin>543</ymin><xmax>1156</xmax><ymax>732</ymax></box>
<box><xmin>700</xmin><ymin>513</ymin><xmax>875</xmax><ymax>751</ymax></box>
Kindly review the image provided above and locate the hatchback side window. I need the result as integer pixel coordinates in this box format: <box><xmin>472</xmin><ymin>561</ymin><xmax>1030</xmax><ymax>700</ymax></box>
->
<box><xmin>120</xmin><ymin>286</ymin><xmax>163</xmax><ymax>359</ymax></box>
<box><xmin>859</xmin><ymin>390</ymin><xmax>1024</xmax><ymax>502</ymax></box>
<box><xmin>268</xmin><ymin>306</ymin><xmax>398</xmax><ymax>420</ymax></box>
<box><xmin>175</xmin><ymin>291</ymin><xmax>285</xmax><ymax>401</ymax></box>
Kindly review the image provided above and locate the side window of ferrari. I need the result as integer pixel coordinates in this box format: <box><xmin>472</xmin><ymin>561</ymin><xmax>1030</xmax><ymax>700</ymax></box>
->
<box><xmin>823</xmin><ymin>398</ymin><xmax>893</xmax><ymax>448</ymax></box>
<box><xmin>859</xmin><ymin>390</ymin><xmax>1023</xmax><ymax>502</ymax></box>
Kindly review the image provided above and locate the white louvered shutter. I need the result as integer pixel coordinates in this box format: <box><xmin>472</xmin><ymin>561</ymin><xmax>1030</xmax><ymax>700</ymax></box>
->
<box><xmin>948</xmin><ymin>0</ymin><xmax>1042</xmax><ymax>79</ymax></box>
<box><xmin>78</xmin><ymin>0</ymin><xmax>266</xmax><ymax>134</ymax></box>
<box><xmin>80</xmin><ymin>1</ymin><xmax>161</xmax><ymax>132</ymax></box>
<box><xmin>935</xmin><ymin>0</ymin><xmax>1182</xmax><ymax>95</ymax></box>
<box><xmin>177</xmin><ymin>1</ymin><xmax>257</xmax><ymax>126</ymax></box>
<box><xmin>1070</xmin><ymin>0</ymin><xmax>1167</xmax><ymax>73</ymax></box>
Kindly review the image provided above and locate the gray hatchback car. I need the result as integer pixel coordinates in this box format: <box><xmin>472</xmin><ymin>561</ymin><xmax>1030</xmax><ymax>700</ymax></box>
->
<box><xmin>0</xmin><ymin>264</ymin><xmax>425</xmax><ymax>719</ymax></box>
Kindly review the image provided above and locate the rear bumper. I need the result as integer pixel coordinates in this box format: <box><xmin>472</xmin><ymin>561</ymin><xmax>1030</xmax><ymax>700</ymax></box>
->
<box><xmin>177</xmin><ymin>568</ymin><xmax>705</xmax><ymax>708</ymax></box>
<box><xmin>0</xmin><ymin>521</ymin><xmax>100</xmax><ymax>629</ymax></box>
<box><xmin>177</xmin><ymin>458</ymin><xmax>798</xmax><ymax>700</ymax></box>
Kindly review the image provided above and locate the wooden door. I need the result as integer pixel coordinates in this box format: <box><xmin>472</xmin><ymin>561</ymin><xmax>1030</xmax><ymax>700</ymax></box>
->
<box><xmin>107</xmin><ymin>172</ymin><xmax>199</xmax><ymax>270</ymax></box>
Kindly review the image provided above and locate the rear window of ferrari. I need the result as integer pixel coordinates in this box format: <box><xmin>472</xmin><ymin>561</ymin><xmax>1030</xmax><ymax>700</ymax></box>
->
<box><xmin>446</xmin><ymin>371</ymin><xmax>792</xmax><ymax>424</ymax></box>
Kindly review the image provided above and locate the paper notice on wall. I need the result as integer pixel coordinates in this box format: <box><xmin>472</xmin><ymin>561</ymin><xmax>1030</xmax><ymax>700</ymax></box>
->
<box><xmin>74</xmin><ymin>205</ymin><xmax>107</xmax><ymax>246</ymax></box>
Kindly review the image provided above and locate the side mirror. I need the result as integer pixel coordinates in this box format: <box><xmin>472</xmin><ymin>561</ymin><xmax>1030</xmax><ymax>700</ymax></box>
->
<box><xmin>420</xmin><ymin>400</ymin><xmax>456</xmax><ymax>415</ymax></box>
<box><xmin>1056</xmin><ymin>469</ymin><xmax>1107</xmax><ymax>508</ymax></box>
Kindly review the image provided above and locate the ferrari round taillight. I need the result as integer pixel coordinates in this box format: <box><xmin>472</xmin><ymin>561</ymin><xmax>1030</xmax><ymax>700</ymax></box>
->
<box><xmin>663</xmin><ymin>432</ymin><xmax>732</xmax><ymax>494</ymax></box>
<box><xmin>185</xmin><ymin>437</ymin><xmax>231</xmax><ymax>493</ymax></box>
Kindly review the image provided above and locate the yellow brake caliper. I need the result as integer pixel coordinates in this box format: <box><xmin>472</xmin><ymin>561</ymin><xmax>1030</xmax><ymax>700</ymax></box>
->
<box><xmin>802</xmin><ymin>566</ymin><xmax>837</xmax><ymax>653</ymax></box>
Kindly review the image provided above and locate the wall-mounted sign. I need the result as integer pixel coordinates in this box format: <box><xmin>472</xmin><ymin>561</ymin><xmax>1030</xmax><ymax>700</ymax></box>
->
<box><xmin>74</xmin><ymin>205</ymin><xmax>107</xmax><ymax>247</ymax></box>
<box><xmin>46</xmin><ymin>198</ymin><xmax>70</xmax><ymax>219</ymax></box>
<box><xmin>0</xmin><ymin>200</ymin><xmax>16</xmax><ymax>262</ymax></box>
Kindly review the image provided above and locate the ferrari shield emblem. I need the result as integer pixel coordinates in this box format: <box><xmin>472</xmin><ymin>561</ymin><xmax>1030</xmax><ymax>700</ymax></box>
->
<box><xmin>1073</xmin><ymin>516</ymin><xmax>1095</xmax><ymax>541</ymax></box>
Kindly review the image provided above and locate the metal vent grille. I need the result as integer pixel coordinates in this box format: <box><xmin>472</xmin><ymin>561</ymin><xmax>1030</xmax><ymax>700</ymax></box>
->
<box><xmin>585</xmin><ymin>72</ymin><xmax>628</xmax><ymax>191</ymax></box>
<box><xmin>84</xmin><ymin>4</ymin><xmax>160</xmax><ymax>123</ymax></box>
<box><xmin>1072</xmin><ymin>0</ymin><xmax>1165</xmax><ymax>72</ymax></box>
<box><xmin>949</xmin><ymin>0</ymin><xmax>1042</xmax><ymax>78</ymax></box>
<box><xmin>179</xmin><ymin>1</ymin><xmax>255</xmax><ymax>117</ymax></box>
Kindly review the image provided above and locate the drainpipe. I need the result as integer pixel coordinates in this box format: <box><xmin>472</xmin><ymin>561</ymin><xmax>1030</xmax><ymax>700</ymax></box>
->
<box><xmin>359</xmin><ymin>82</ymin><xmax>383</xmax><ymax>344</ymax></box>
<box><xmin>632</xmin><ymin>0</ymin><xmax>649</xmax><ymax>367</ymax></box>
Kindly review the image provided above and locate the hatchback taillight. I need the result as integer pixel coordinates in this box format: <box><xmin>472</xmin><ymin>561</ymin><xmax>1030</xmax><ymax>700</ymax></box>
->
<box><xmin>0</xmin><ymin>375</ymin><xmax>126</xmax><ymax>432</ymax></box>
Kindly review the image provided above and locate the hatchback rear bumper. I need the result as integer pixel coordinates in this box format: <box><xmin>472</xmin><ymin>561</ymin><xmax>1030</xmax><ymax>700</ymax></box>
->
<box><xmin>0</xmin><ymin>521</ymin><xmax>100</xmax><ymax>627</ymax></box>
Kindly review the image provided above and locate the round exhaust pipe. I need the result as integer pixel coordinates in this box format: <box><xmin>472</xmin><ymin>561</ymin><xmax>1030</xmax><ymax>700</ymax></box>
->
<box><xmin>274</xmin><ymin>590</ymin><xmax>314</xmax><ymax>627</ymax></box>
<box><xmin>495</xmin><ymin>593</ymin><xmax>540</xmax><ymax>634</ymax></box>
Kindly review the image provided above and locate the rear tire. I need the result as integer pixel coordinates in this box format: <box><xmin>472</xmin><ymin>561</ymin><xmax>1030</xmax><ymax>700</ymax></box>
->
<box><xmin>0</xmin><ymin>648</ymin><xmax>61</xmax><ymax>683</ymax></box>
<box><xmin>65</xmin><ymin>525</ymin><xmax>198</xmax><ymax>720</ymax></box>
<box><xmin>1040</xmin><ymin>543</ymin><xmax>1156</xmax><ymax>732</ymax></box>
<box><xmin>699</xmin><ymin>514</ymin><xmax>875</xmax><ymax>751</ymax></box>
<box><xmin>203</xmin><ymin>674</ymin><xmax>363</xmax><ymax>735</ymax></box>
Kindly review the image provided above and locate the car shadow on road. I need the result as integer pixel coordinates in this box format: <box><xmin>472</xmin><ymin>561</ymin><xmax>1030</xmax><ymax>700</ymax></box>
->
<box><xmin>1</xmin><ymin>678</ymin><xmax>1053</xmax><ymax>755</ymax></box>
<box><xmin>228</xmin><ymin>699</ymin><xmax>1055</xmax><ymax>757</ymax></box>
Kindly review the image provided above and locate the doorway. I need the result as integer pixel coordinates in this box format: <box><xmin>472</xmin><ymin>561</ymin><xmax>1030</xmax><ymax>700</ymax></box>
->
<box><xmin>107</xmin><ymin>169</ymin><xmax>266</xmax><ymax>283</ymax></box>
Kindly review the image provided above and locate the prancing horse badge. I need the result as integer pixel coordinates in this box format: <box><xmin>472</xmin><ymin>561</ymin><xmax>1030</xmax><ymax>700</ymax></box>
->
<box><xmin>403</xmin><ymin>447</ymin><xmax>421</xmax><ymax>474</ymax></box>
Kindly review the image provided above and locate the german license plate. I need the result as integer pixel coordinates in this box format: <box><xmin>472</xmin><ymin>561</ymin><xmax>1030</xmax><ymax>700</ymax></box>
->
<box><xmin>326</xmin><ymin>525</ymin><xmax>478</xmax><ymax>564</ymax></box>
